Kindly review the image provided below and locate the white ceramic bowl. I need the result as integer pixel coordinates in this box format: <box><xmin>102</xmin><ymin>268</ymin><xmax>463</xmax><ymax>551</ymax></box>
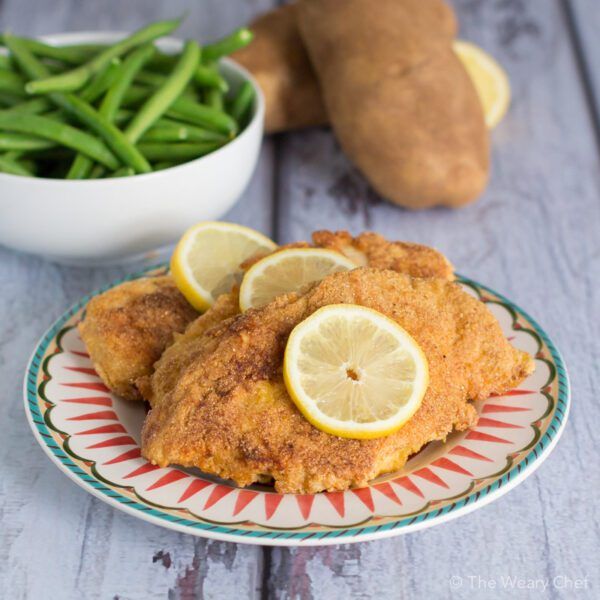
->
<box><xmin>0</xmin><ymin>32</ymin><xmax>264</xmax><ymax>265</ymax></box>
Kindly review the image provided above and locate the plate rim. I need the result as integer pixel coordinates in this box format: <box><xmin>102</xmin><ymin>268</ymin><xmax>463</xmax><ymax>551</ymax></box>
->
<box><xmin>23</xmin><ymin>265</ymin><xmax>570</xmax><ymax>546</ymax></box>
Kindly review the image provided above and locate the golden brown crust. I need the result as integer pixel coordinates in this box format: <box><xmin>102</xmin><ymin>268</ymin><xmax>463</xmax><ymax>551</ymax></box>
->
<box><xmin>312</xmin><ymin>230</ymin><xmax>455</xmax><ymax>279</ymax></box>
<box><xmin>142</xmin><ymin>269</ymin><xmax>534</xmax><ymax>493</ymax></box>
<box><xmin>142</xmin><ymin>291</ymin><xmax>241</xmax><ymax>406</ymax></box>
<box><xmin>80</xmin><ymin>231</ymin><xmax>453</xmax><ymax>403</ymax></box>
<box><xmin>78</xmin><ymin>276</ymin><xmax>197</xmax><ymax>400</ymax></box>
<box><xmin>242</xmin><ymin>230</ymin><xmax>454</xmax><ymax>280</ymax></box>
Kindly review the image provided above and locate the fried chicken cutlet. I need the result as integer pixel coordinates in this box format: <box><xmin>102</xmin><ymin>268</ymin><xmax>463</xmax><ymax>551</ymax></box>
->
<box><xmin>141</xmin><ymin>269</ymin><xmax>534</xmax><ymax>494</ymax></box>
<box><xmin>243</xmin><ymin>230</ymin><xmax>454</xmax><ymax>280</ymax></box>
<box><xmin>78</xmin><ymin>276</ymin><xmax>198</xmax><ymax>400</ymax></box>
<box><xmin>79</xmin><ymin>231</ymin><xmax>453</xmax><ymax>400</ymax></box>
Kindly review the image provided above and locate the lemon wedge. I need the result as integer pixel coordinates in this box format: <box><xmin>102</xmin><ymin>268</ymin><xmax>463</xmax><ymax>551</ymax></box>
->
<box><xmin>171</xmin><ymin>221</ymin><xmax>277</xmax><ymax>311</ymax></box>
<box><xmin>239</xmin><ymin>248</ymin><xmax>356</xmax><ymax>311</ymax></box>
<box><xmin>454</xmin><ymin>40</ymin><xmax>511</xmax><ymax>128</ymax></box>
<box><xmin>283</xmin><ymin>304</ymin><xmax>429</xmax><ymax>439</ymax></box>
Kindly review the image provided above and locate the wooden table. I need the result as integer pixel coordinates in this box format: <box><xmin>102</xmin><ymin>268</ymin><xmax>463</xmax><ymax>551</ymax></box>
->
<box><xmin>1</xmin><ymin>1</ymin><xmax>598</xmax><ymax>598</ymax></box>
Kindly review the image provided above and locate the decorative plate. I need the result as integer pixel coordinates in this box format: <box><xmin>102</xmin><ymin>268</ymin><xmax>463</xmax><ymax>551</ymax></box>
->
<box><xmin>24</xmin><ymin>265</ymin><xmax>569</xmax><ymax>546</ymax></box>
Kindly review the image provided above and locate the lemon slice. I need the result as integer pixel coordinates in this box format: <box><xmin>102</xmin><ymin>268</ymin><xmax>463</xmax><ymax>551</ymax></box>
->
<box><xmin>454</xmin><ymin>40</ymin><xmax>511</xmax><ymax>128</ymax></box>
<box><xmin>284</xmin><ymin>304</ymin><xmax>429</xmax><ymax>439</ymax></box>
<box><xmin>239</xmin><ymin>248</ymin><xmax>356</xmax><ymax>311</ymax></box>
<box><xmin>171</xmin><ymin>221</ymin><xmax>277</xmax><ymax>311</ymax></box>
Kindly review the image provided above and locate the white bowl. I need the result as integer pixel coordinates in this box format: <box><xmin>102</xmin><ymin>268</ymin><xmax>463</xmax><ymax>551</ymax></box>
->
<box><xmin>0</xmin><ymin>32</ymin><xmax>264</xmax><ymax>265</ymax></box>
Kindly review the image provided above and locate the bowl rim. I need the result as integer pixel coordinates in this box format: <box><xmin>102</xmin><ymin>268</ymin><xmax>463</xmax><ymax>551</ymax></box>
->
<box><xmin>0</xmin><ymin>31</ymin><xmax>264</xmax><ymax>184</ymax></box>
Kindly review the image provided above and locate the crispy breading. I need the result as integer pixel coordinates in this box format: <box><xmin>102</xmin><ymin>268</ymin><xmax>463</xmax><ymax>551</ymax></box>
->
<box><xmin>138</xmin><ymin>291</ymin><xmax>241</xmax><ymax>403</ymax></box>
<box><xmin>311</xmin><ymin>230</ymin><xmax>454</xmax><ymax>279</ymax></box>
<box><xmin>81</xmin><ymin>231</ymin><xmax>453</xmax><ymax>401</ymax></box>
<box><xmin>141</xmin><ymin>269</ymin><xmax>534</xmax><ymax>493</ymax></box>
<box><xmin>243</xmin><ymin>230</ymin><xmax>454</xmax><ymax>281</ymax></box>
<box><xmin>78</xmin><ymin>276</ymin><xmax>197</xmax><ymax>400</ymax></box>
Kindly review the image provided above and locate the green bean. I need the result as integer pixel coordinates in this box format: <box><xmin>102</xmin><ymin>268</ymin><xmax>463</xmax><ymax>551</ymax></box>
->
<box><xmin>205</xmin><ymin>88</ymin><xmax>223</xmax><ymax>110</ymax></box>
<box><xmin>0</xmin><ymin>21</ymin><xmax>249</xmax><ymax>178</ymax></box>
<box><xmin>175</xmin><ymin>123</ymin><xmax>226</xmax><ymax>143</ymax></box>
<box><xmin>202</xmin><ymin>28</ymin><xmax>253</xmax><ymax>62</ymax></box>
<box><xmin>102</xmin><ymin>45</ymin><xmax>155</xmax><ymax>120</ymax></box>
<box><xmin>167</xmin><ymin>95</ymin><xmax>237</xmax><ymax>135</ymax></box>
<box><xmin>0</xmin><ymin>54</ymin><xmax>11</xmax><ymax>70</ymax></box>
<box><xmin>141</xmin><ymin>121</ymin><xmax>225</xmax><ymax>143</ymax></box>
<box><xmin>52</xmin><ymin>43</ymin><xmax>107</xmax><ymax>60</ymax></box>
<box><xmin>146</xmin><ymin>51</ymin><xmax>177</xmax><ymax>72</ymax></box>
<box><xmin>89</xmin><ymin>164</ymin><xmax>105</xmax><ymax>178</ymax></box>
<box><xmin>0</xmin><ymin>153</ymin><xmax>33</xmax><ymax>176</ymax></box>
<box><xmin>120</xmin><ymin>84</ymin><xmax>148</xmax><ymax>107</ymax></box>
<box><xmin>194</xmin><ymin>63</ymin><xmax>228</xmax><ymax>92</ymax></box>
<box><xmin>80</xmin><ymin>58</ymin><xmax>121</xmax><ymax>103</ymax></box>
<box><xmin>1</xmin><ymin>96</ymin><xmax>51</xmax><ymax>114</ymax></box>
<box><xmin>67</xmin><ymin>44</ymin><xmax>155</xmax><ymax>179</ymax></box>
<box><xmin>229</xmin><ymin>81</ymin><xmax>255</xmax><ymax>126</ymax></box>
<box><xmin>0</xmin><ymin>111</ymin><xmax>119</xmax><ymax>168</ymax></box>
<box><xmin>115</xmin><ymin>108</ymin><xmax>225</xmax><ymax>142</ymax></box>
<box><xmin>0</xmin><ymin>69</ymin><xmax>26</xmax><ymax>95</ymax></box>
<box><xmin>0</xmin><ymin>131</ymin><xmax>55</xmax><ymax>151</ymax></box>
<box><xmin>140</xmin><ymin>123</ymin><xmax>187</xmax><ymax>142</ymax></box>
<box><xmin>125</xmin><ymin>40</ymin><xmax>200</xmax><ymax>142</ymax></box>
<box><xmin>3</xmin><ymin>150</ymin><xmax>35</xmax><ymax>171</ymax></box>
<box><xmin>136</xmin><ymin>69</ymin><xmax>211</xmax><ymax>94</ymax></box>
<box><xmin>138</xmin><ymin>141</ymin><xmax>221</xmax><ymax>162</ymax></box>
<box><xmin>0</xmin><ymin>35</ymin><xmax>101</xmax><ymax>64</ymax></box>
<box><xmin>25</xmin><ymin>18</ymin><xmax>181</xmax><ymax>94</ymax></box>
<box><xmin>107</xmin><ymin>166</ymin><xmax>134</xmax><ymax>178</ymax></box>
<box><xmin>112</xmin><ymin>108</ymin><xmax>131</xmax><ymax>125</ymax></box>
<box><xmin>122</xmin><ymin>84</ymin><xmax>194</xmax><ymax>110</ymax></box>
<box><xmin>134</xmin><ymin>71</ymin><xmax>198</xmax><ymax>101</ymax></box>
<box><xmin>0</xmin><ymin>92</ymin><xmax>22</xmax><ymax>107</ymax></box>
<box><xmin>135</xmin><ymin>70</ymin><xmax>166</xmax><ymax>87</ymax></box>
<box><xmin>152</xmin><ymin>161</ymin><xmax>177</xmax><ymax>170</ymax></box>
<box><xmin>134</xmin><ymin>72</ymin><xmax>196</xmax><ymax>101</ymax></box>
<box><xmin>5</xmin><ymin>34</ymin><xmax>150</xmax><ymax>173</ymax></box>
<box><xmin>60</xmin><ymin>95</ymin><xmax>151</xmax><ymax>172</ymax></box>
<box><xmin>66</xmin><ymin>153</ymin><xmax>92</xmax><ymax>179</ymax></box>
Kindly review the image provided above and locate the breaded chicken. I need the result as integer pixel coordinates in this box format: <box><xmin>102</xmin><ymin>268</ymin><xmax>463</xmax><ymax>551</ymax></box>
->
<box><xmin>80</xmin><ymin>231</ymin><xmax>452</xmax><ymax>400</ymax></box>
<box><xmin>136</xmin><ymin>292</ymin><xmax>240</xmax><ymax>401</ymax></box>
<box><xmin>312</xmin><ymin>230</ymin><xmax>454</xmax><ymax>280</ymax></box>
<box><xmin>78</xmin><ymin>276</ymin><xmax>197</xmax><ymax>400</ymax></box>
<box><xmin>141</xmin><ymin>269</ymin><xmax>534</xmax><ymax>493</ymax></box>
<box><xmin>244</xmin><ymin>230</ymin><xmax>454</xmax><ymax>281</ymax></box>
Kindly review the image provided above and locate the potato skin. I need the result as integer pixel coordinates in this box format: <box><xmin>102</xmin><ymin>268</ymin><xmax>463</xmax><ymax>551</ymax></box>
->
<box><xmin>232</xmin><ymin>4</ymin><xmax>327</xmax><ymax>133</ymax></box>
<box><xmin>233</xmin><ymin>1</ymin><xmax>458</xmax><ymax>135</ymax></box>
<box><xmin>297</xmin><ymin>0</ymin><xmax>489</xmax><ymax>208</ymax></box>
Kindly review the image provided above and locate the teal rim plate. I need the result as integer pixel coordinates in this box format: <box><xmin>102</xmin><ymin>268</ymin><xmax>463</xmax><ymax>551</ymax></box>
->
<box><xmin>24</xmin><ymin>264</ymin><xmax>569</xmax><ymax>546</ymax></box>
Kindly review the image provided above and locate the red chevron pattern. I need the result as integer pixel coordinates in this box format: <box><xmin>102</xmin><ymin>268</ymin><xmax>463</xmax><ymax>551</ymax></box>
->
<box><xmin>352</xmin><ymin>487</ymin><xmax>374</xmax><ymax>511</ymax></box>
<box><xmin>64</xmin><ymin>397</ymin><xmax>112</xmax><ymax>407</ymax></box>
<box><xmin>179</xmin><ymin>479</ymin><xmax>211</xmax><ymax>503</ymax></box>
<box><xmin>146</xmin><ymin>470</ymin><xmax>188</xmax><ymax>491</ymax></box>
<box><xmin>265</xmin><ymin>494</ymin><xmax>284</xmax><ymax>519</ymax></box>
<box><xmin>482</xmin><ymin>403</ymin><xmax>530</xmax><ymax>414</ymax></box>
<box><xmin>233</xmin><ymin>490</ymin><xmax>259</xmax><ymax>515</ymax></box>
<box><xmin>103</xmin><ymin>448</ymin><xmax>141</xmax><ymax>465</ymax></box>
<box><xmin>373</xmin><ymin>482</ymin><xmax>402</xmax><ymax>505</ymax></box>
<box><xmin>123</xmin><ymin>462</ymin><xmax>159</xmax><ymax>479</ymax></box>
<box><xmin>395</xmin><ymin>476</ymin><xmax>424</xmax><ymax>498</ymax></box>
<box><xmin>204</xmin><ymin>485</ymin><xmax>234</xmax><ymax>509</ymax></box>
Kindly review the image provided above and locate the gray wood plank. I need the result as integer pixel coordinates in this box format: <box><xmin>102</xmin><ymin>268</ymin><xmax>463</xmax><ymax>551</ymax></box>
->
<box><xmin>567</xmin><ymin>0</ymin><xmax>600</xmax><ymax>131</ymax></box>
<box><xmin>0</xmin><ymin>1</ymin><xmax>274</xmax><ymax>598</ymax></box>
<box><xmin>272</xmin><ymin>0</ymin><xmax>600</xmax><ymax>597</ymax></box>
